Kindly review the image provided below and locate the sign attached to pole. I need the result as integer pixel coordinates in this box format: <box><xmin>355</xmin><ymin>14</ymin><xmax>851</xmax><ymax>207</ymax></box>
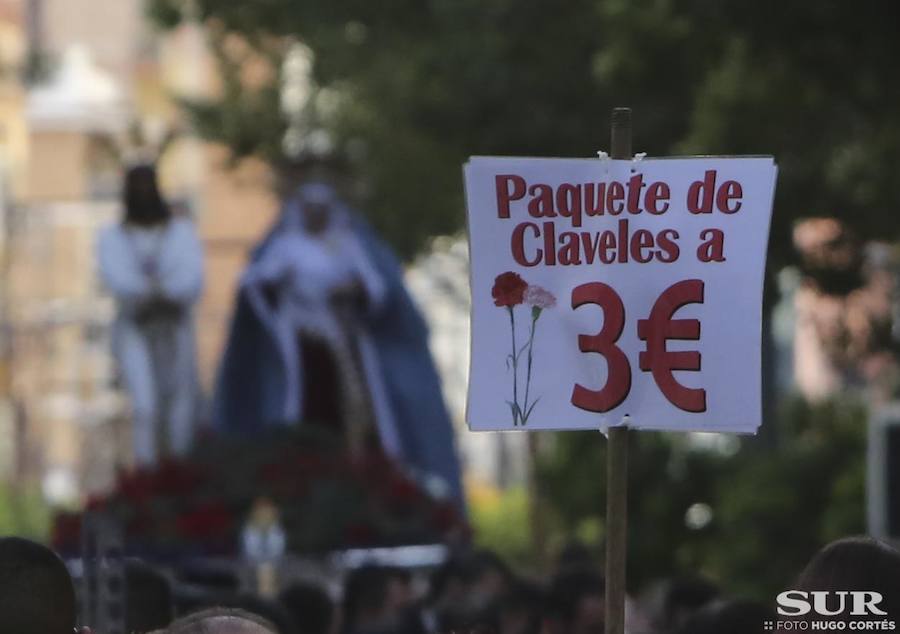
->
<box><xmin>464</xmin><ymin>156</ymin><xmax>777</xmax><ymax>433</ymax></box>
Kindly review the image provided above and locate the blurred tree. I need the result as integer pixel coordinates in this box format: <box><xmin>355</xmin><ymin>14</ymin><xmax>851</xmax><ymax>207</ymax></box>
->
<box><xmin>148</xmin><ymin>1</ymin><xmax>900</xmax><ymax>265</ymax></box>
<box><xmin>0</xmin><ymin>485</ymin><xmax>52</xmax><ymax>541</ymax></box>
<box><xmin>148</xmin><ymin>0</ymin><xmax>611</xmax><ymax>258</ymax></box>
<box><xmin>535</xmin><ymin>396</ymin><xmax>866</xmax><ymax>599</ymax></box>
<box><xmin>704</xmin><ymin>397</ymin><xmax>867</xmax><ymax>597</ymax></box>
<box><xmin>146</xmin><ymin>0</ymin><xmax>880</xmax><ymax>598</ymax></box>
<box><xmin>469</xmin><ymin>484</ymin><xmax>533</xmax><ymax>569</ymax></box>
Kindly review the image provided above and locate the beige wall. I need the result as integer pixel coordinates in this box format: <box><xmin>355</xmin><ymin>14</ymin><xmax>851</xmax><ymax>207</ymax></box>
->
<box><xmin>193</xmin><ymin>144</ymin><xmax>279</xmax><ymax>390</ymax></box>
<box><xmin>0</xmin><ymin>0</ymin><xmax>286</xmax><ymax>495</ymax></box>
<box><xmin>0</xmin><ymin>92</ymin><xmax>28</xmax><ymax>193</ymax></box>
<box><xmin>5</xmin><ymin>200</ymin><xmax>120</xmax><ymax>489</ymax></box>
<box><xmin>0</xmin><ymin>1</ymin><xmax>28</xmax><ymax>194</ymax></box>
<box><xmin>42</xmin><ymin>0</ymin><xmax>144</xmax><ymax>84</ymax></box>
<box><xmin>25</xmin><ymin>131</ymin><xmax>89</xmax><ymax>201</ymax></box>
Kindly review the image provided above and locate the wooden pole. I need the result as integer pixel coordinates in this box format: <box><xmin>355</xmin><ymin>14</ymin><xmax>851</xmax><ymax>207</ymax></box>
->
<box><xmin>528</xmin><ymin>433</ymin><xmax>548</xmax><ymax>568</ymax></box>
<box><xmin>605</xmin><ymin>107</ymin><xmax>631</xmax><ymax>634</ymax></box>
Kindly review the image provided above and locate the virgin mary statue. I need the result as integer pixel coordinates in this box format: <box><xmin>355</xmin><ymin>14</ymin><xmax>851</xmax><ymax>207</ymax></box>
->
<box><xmin>214</xmin><ymin>183</ymin><xmax>463</xmax><ymax>504</ymax></box>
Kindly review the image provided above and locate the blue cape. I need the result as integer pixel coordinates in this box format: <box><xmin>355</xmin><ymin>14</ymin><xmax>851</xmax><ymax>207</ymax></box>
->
<box><xmin>213</xmin><ymin>214</ymin><xmax>465</xmax><ymax>507</ymax></box>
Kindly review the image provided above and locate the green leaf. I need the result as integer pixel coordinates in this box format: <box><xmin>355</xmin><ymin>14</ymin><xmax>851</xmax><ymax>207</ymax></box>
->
<box><xmin>522</xmin><ymin>397</ymin><xmax>541</xmax><ymax>424</ymax></box>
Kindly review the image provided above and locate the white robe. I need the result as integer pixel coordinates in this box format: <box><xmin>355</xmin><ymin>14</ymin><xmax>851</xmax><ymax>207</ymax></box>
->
<box><xmin>97</xmin><ymin>218</ymin><xmax>204</xmax><ymax>466</ymax></box>
<box><xmin>241</xmin><ymin>223</ymin><xmax>403</xmax><ymax>458</ymax></box>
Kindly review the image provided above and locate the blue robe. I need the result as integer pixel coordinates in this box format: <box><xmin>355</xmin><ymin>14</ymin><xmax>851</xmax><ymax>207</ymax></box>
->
<box><xmin>213</xmin><ymin>214</ymin><xmax>465</xmax><ymax>507</ymax></box>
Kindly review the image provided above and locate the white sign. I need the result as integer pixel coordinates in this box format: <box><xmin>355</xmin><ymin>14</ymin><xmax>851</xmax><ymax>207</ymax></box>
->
<box><xmin>464</xmin><ymin>156</ymin><xmax>777</xmax><ymax>433</ymax></box>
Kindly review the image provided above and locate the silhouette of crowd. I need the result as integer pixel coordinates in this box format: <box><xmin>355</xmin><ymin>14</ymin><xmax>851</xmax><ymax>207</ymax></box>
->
<box><xmin>3</xmin><ymin>534</ymin><xmax>900</xmax><ymax>634</ymax></box>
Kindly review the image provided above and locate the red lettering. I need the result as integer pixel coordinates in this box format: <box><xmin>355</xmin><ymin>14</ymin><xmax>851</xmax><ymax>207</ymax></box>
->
<box><xmin>626</xmin><ymin>173</ymin><xmax>645</xmax><ymax>214</ymax></box>
<box><xmin>527</xmin><ymin>184</ymin><xmax>556</xmax><ymax>217</ymax></box>
<box><xmin>630</xmin><ymin>229</ymin><xmax>655</xmax><ymax>263</ymax></box>
<box><xmin>717</xmin><ymin>180</ymin><xmax>743</xmax><ymax>213</ymax></box>
<box><xmin>510</xmin><ymin>222</ymin><xmax>542</xmax><ymax>266</ymax></box>
<box><xmin>585</xmin><ymin>183</ymin><xmax>605</xmax><ymax>216</ymax></box>
<box><xmin>598</xmin><ymin>231</ymin><xmax>616</xmax><ymax>264</ymax></box>
<box><xmin>617</xmin><ymin>219</ymin><xmax>629</xmax><ymax>263</ymax></box>
<box><xmin>581</xmin><ymin>233</ymin><xmax>599</xmax><ymax>265</ymax></box>
<box><xmin>697</xmin><ymin>228</ymin><xmax>726</xmax><ymax>262</ymax></box>
<box><xmin>637</xmin><ymin>280</ymin><xmax>706</xmax><ymax>412</ymax></box>
<box><xmin>557</xmin><ymin>183</ymin><xmax>584</xmax><ymax>227</ymax></box>
<box><xmin>655</xmin><ymin>229</ymin><xmax>680</xmax><ymax>263</ymax></box>
<box><xmin>571</xmin><ymin>282</ymin><xmax>632</xmax><ymax>412</ymax></box>
<box><xmin>645</xmin><ymin>182</ymin><xmax>670</xmax><ymax>215</ymax></box>
<box><xmin>495</xmin><ymin>174</ymin><xmax>525</xmax><ymax>218</ymax></box>
<box><xmin>687</xmin><ymin>170</ymin><xmax>716</xmax><ymax>214</ymax></box>
<box><xmin>558</xmin><ymin>231</ymin><xmax>582</xmax><ymax>265</ymax></box>
<box><xmin>542</xmin><ymin>221</ymin><xmax>556</xmax><ymax>265</ymax></box>
<box><xmin>607</xmin><ymin>182</ymin><xmax>625</xmax><ymax>215</ymax></box>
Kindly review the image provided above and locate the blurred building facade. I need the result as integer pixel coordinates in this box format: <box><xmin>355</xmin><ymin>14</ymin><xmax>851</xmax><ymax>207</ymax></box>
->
<box><xmin>0</xmin><ymin>0</ymin><xmax>280</xmax><ymax>503</ymax></box>
<box><xmin>0</xmin><ymin>0</ymin><xmax>524</xmax><ymax>507</ymax></box>
<box><xmin>789</xmin><ymin>218</ymin><xmax>900</xmax><ymax>404</ymax></box>
<box><xmin>0</xmin><ymin>0</ymin><xmax>507</xmax><ymax>506</ymax></box>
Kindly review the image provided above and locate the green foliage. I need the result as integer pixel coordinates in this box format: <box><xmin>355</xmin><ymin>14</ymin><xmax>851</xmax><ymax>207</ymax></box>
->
<box><xmin>535</xmin><ymin>396</ymin><xmax>867</xmax><ymax>599</ymax></box>
<box><xmin>143</xmin><ymin>0</ymin><xmax>881</xmax><ymax>596</ymax></box>
<box><xmin>145</xmin><ymin>0</ymin><xmax>183</xmax><ymax>30</ymax></box>
<box><xmin>469</xmin><ymin>485</ymin><xmax>533</xmax><ymax>569</ymax></box>
<box><xmin>704</xmin><ymin>397</ymin><xmax>867</xmax><ymax>598</ymax></box>
<box><xmin>148</xmin><ymin>1</ymin><xmax>900</xmax><ymax>262</ymax></box>
<box><xmin>0</xmin><ymin>485</ymin><xmax>52</xmax><ymax>541</ymax></box>
<box><xmin>535</xmin><ymin>429</ymin><xmax>729</xmax><ymax>593</ymax></box>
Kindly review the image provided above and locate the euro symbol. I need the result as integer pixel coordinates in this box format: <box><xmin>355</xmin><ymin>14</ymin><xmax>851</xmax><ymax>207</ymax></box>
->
<box><xmin>637</xmin><ymin>279</ymin><xmax>707</xmax><ymax>412</ymax></box>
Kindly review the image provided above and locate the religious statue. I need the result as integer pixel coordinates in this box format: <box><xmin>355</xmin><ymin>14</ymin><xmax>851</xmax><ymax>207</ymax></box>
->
<box><xmin>97</xmin><ymin>164</ymin><xmax>204</xmax><ymax>466</ymax></box>
<box><xmin>214</xmin><ymin>182</ymin><xmax>463</xmax><ymax>505</ymax></box>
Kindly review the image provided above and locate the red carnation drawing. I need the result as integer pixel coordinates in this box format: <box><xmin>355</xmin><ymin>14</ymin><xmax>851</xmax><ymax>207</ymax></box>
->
<box><xmin>491</xmin><ymin>271</ymin><xmax>528</xmax><ymax>307</ymax></box>
<box><xmin>492</xmin><ymin>272</ymin><xmax>556</xmax><ymax>426</ymax></box>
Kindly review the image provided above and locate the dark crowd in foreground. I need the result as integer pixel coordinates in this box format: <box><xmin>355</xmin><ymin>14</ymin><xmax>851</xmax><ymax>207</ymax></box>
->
<box><xmin>1</xmin><ymin>535</ymin><xmax>900</xmax><ymax>634</ymax></box>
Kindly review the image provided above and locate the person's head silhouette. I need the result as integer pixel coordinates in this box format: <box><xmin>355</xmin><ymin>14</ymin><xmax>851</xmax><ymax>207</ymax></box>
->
<box><xmin>0</xmin><ymin>537</ymin><xmax>81</xmax><ymax>634</ymax></box>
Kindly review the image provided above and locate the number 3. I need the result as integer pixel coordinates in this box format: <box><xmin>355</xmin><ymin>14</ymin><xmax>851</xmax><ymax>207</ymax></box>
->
<box><xmin>571</xmin><ymin>282</ymin><xmax>632</xmax><ymax>412</ymax></box>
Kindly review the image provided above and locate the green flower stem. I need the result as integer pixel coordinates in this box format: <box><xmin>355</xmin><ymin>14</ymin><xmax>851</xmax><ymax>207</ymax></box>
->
<box><xmin>522</xmin><ymin>308</ymin><xmax>541</xmax><ymax>424</ymax></box>
<box><xmin>508</xmin><ymin>305</ymin><xmax>520</xmax><ymax>426</ymax></box>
